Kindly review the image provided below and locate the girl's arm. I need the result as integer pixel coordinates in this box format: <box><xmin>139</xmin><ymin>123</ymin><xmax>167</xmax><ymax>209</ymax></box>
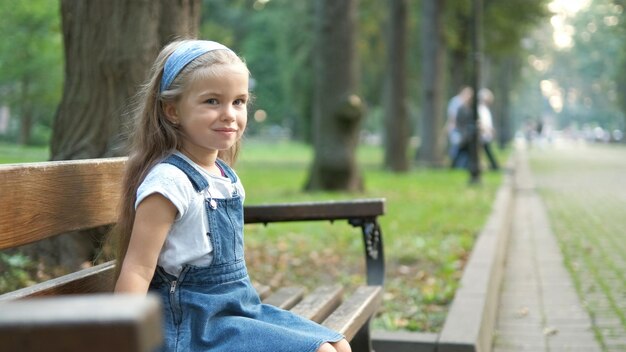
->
<box><xmin>115</xmin><ymin>193</ymin><xmax>177</xmax><ymax>294</ymax></box>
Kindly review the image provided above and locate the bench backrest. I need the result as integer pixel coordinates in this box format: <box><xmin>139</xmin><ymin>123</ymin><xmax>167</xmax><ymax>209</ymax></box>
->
<box><xmin>0</xmin><ymin>158</ymin><xmax>126</xmax><ymax>250</ymax></box>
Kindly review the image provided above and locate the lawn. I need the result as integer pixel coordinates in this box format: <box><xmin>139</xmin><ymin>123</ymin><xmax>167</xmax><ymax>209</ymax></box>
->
<box><xmin>0</xmin><ymin>139</ymin><xmax>505</xmax><ymax>332</ymax></box>
<box><xmin>0</xmin><ymin>142</ymin><xmax>49</xmax><ymax>163</ymax></box>
<box><xmin>238</xmin><ymin>139</ymin><xmax>504</xmax><ymax>331</ymax></box>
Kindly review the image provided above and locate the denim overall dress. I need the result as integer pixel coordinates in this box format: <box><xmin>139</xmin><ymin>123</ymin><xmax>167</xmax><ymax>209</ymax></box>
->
<box><xmin>149</xmin><ymin>154</ymin><xmax>343</xmax><ymax>352</ymax></box>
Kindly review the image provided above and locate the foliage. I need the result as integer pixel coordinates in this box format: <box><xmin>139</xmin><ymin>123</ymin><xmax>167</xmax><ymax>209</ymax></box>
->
<box><xmin>242</xmin><ymin>1</ymin><xmax>315</xmax><ymax>140</ymax></box>
<box><xmin>199</xmin><ymin>1</ymin><xmax>425</xmax><ymax>141</ymax></box>
<box><xmin>0</xmin><ymin>0</ymin><xmax>62</xmax><ymax>145</ymax></box>
<box><xmin>358</xmin><ymin>0</ymin><xmax>387</xmax><ymax>105</ymax></box>
<box><xmin>443</xmin><ymin>0</ymin><xmax>551</xmax><ymax>112</ymax></box>
<box><xmin>0</xmin><ymin>142</ymin><xmax>49</xmax><ymax>164</ymax></box>
<box><xmin>512</xmin><ymin>0</ymin><xmax>626</xmax><ymax>133</ymax></box>
<box><xmin>555</xmin><ymin>0</ymin><xmax>624</xmax><ymax>130</ymax></box>
<box><xmin>483</xmin><ymin>0</ymin><xmax>550</xmax><ymax>55</ymax></box>
<box><xmin>200</xmin><ymin>0</ymin><xmax>315</xmax><ymax>140</ymax></box>
<box><xmin>445</xmin><ymin>0</ymin><xmax>550</xmax><ymax>59</ymax></box>
<box><xmin>608</xmin><ymin>0</ymin><xmax>626</xmax><ymax>128</ymax></box>
<box><xmin>0</xmin><ymin>1</ymin><xmax>554</xmax><ymax>150</ymax></box>
<box><xmin>0</xmin><ymin>252</ymin><xmax>36</xmax><ymax>293</ymax></box>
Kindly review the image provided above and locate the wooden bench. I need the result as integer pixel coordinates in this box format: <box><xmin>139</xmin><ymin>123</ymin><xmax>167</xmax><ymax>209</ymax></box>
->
<box><xmin>0</xmin><ymin>158</ymin><xmax>385</xmax><ymax>352</ymax></box>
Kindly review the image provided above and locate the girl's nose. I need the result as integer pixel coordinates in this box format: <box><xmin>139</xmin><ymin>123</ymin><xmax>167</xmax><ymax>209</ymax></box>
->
<box><xmin>221</xmin><ymin>105</ymin><xmax>236</xmax><ymax>121</ymax></box>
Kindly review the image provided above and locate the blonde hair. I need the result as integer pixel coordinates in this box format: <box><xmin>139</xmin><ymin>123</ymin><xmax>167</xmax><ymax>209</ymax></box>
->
<box><xmin>110</xmin><ymin>39</ymin><xmax>248</xmax><ymax>280</ymax></box>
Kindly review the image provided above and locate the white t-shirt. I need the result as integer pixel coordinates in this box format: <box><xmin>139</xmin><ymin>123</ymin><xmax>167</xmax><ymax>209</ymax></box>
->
<box><xmin>135</xmin><ymin>152</ymin><xmax>245</xmax><ymax>276</ymax></box>
<box><xmin>478</xmin><ymin>104</ymin><xmax>495</xmax><ymax>142</ymax></box>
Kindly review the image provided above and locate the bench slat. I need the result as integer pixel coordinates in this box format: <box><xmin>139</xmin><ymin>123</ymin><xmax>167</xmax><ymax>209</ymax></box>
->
<box><xmin>0</xmin><ymin>158</ymin><xmax>126</xmax><ymax>250</ymax></box>
<box><xmin>289</xmin><ymin>285</ymin><xmax>343</xmax><ymax>323</ymax></box>
<box><xmin>322</xmin><ymin>285</ymin><xmax>383</xmax><ymax>341</ymax></box>
<box><xmin>262</xmin><ymin>286</ymin><xmax>305</xmax><ymax>309</ymax></box>
<box><xmin>253</xmin><ymin>282</ymin><xmax>272</xmax><ymax>299</ymax></box>
<box><xmin>0</xmin><ymin>261</ymin><xmax>115</xmax><ymax>301</ymax></box>
<box><xmin>0</xmin><ymin>294</ymin><xmax>162</xmax><ymax>352</ymax></box>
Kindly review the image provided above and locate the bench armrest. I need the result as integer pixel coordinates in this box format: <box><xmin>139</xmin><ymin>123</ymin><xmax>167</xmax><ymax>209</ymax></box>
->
<box><xmin>244</xmin><ymin>198</ymin><xmax>386</xmax><ymax>286</ymax></box>
<box><xmin>0</xmin><ymin>294</ymin><xmax>162</xmax><ymax>352</ymax></box>
<box><xmin>244</xmin><ymin>198</ymin><xmax>385</xmax><ymax>223</ymax></box>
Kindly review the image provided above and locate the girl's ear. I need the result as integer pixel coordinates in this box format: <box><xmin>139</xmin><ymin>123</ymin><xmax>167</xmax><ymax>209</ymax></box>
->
<box><xmin>163</xmin><ymin>103</ymin><xmax>179</xmax><ymax>124</ymax></box>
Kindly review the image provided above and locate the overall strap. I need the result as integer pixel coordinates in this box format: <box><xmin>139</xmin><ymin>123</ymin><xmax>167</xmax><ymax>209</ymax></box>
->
<box><xmin>215</xmin><ymin>159</ymin><xmax>238</xmax><ymax>184</ymax></box>
<box><xmin>162</xmin><ymin>154</ymin><xmax>208</xmax><ymax>192</ymax></box>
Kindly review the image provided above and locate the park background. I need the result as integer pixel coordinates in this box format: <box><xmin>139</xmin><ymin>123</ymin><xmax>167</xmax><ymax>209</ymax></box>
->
<box><xmin>0</xmin><ymin>0</ymin><xmax>624</xmax><ymax>335</ymax></box>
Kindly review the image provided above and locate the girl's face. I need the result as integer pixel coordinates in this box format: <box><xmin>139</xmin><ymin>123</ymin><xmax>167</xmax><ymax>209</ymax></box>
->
<box><xmin>166</xmin><ymin>63</ymin><xmax>249</xmax><ymax>158</ymax></box>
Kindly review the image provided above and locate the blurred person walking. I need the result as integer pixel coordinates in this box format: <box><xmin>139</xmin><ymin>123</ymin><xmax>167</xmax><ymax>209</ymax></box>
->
<box><xmin>447</xmin><ymin>86</ymin><xmax>473</xmax><ymax>168</ymax></box>
<box><xmin>478</xmin><ymin>88</ymin><xmax>499</xmax><ymax>171</ymax></box>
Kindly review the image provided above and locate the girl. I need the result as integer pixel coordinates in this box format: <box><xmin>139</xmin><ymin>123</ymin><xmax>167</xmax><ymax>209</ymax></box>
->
<box><xmin>112</xmin><ymin>39</ymin><xmax>350</xmax><ymax>352</ymax></box>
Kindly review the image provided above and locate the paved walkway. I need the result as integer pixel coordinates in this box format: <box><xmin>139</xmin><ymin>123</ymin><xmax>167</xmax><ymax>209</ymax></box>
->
<box><xmin>493</xmin><ymin>146</ymin><xmax>605</xmax><ymax>351</ymax></box>
<box><xmin>526</xmin><ymin>143</ymin><xmax>626</xmax><ymax>351</ymax></box>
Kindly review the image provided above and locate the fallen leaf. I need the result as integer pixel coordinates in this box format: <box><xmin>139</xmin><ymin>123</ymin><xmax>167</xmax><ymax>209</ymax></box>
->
<box><xmin>543</xmin><ymin>326</ymin><xmax>558</xmax><ymax>336</ymax></box>
<box><xmin>516</xmin><ymin>306</ymin><xmax>529</xmax><ymax>318</ymax></box>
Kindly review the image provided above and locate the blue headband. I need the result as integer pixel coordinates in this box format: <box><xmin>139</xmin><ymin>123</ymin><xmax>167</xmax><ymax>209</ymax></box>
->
<box><xmin>160</xmin><ymin>40</ymin><xmax>232</xmax><ymax>92</ymax></box>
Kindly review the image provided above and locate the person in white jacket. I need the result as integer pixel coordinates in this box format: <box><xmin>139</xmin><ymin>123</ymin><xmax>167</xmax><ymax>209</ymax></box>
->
<box><xmin>478</xmin><ymin>88</ymin><xmax>499</xmax><ymax>170</ymax></box>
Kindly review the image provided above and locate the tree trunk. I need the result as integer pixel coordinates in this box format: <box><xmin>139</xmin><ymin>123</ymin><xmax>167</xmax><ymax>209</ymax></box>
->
<box><xmin>417</xmin><ymin>0</ymin><xmax>446</xmax><ymax>167</ymax></box>
<box><xmin>493</xmin><ymin>55</ymin><xmax>518</xmax><ymax>148</ymax></box>
<box><xmin>18</xmin><ymin>77</ymin><xmax>33</xmax><ymax>145</ymax></box>
<box><xmin>158</xmin><ymin>0</ymin><xmax>202</xmax><ymax>49</ymax></box>
<box><xmin>447</xmin><ymin>11</ymin><xmax>471</xmax><ymax>108</ymax></box>
<box><xmin>448</xmin><ymin>48</ymin><xmax>468</xmax><ymax>98</ymax></box>
<box><xmin>29</xmin><ymin>0</ymin><xmax>200</xmax><ymax>272</ymax></box>
<box><xmin>50</xmin><ymin>0</ymin><xmax>200</xmax><ymax>161</ymax></box>
<box><xmin>306</xmin><ymin>0</ymin><xmax>363</xmax><ymax>191</ymax></box>
<box><xmin>383</xmin><ymin>0</ymin><xmax>409</xmax><ymax>172</ymax></box>
<box><xmin>468</xmin><ymin>0</ymin><xmax>483</xmax><ymax>184</ymax></box>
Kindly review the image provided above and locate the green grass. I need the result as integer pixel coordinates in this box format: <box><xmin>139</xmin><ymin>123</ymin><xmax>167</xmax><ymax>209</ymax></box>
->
<box><xmin>0</xmin><ymin>142</ymin><xmax>49</xmax><ymax>164</ymax></box>
<box><xmin>238</xmin><ymin>139</ymin><xmax>505</xmax><ymax>332</ymax></box>
<box><xmin>1</xmin><ymin>139</ymin><xmax>505</xmax><ymax>332</ymax></box>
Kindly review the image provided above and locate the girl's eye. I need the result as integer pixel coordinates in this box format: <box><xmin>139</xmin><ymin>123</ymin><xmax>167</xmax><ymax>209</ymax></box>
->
<box><xmin>234</xmin><ymin>98</ymin><xmax>247</xmax><ymax>106</ymax></box>
<box><xmin>206</xmin><ymin>98</ymin><xmax>218</xmax><ymax>105</ymax></box>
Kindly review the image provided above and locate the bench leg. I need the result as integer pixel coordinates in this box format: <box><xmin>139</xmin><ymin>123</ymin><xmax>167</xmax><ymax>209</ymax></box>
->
<box><xmin>350</xmin><ymin>319</ymin><xmax>374</xmax><ymax>352</ymax></box>
<box><xmin>349</xmin><ymin>217</ymin><xmax>385</xmax><ymax>286</ymax></box>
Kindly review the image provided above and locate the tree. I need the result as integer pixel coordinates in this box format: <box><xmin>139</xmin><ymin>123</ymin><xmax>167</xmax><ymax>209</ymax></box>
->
<box><xmin>0</xmin><ymin>0</ymin><xmax>62</xmax><ymax>146</ymax></box>
<box><xmin>416</xmin><ymin>0</ymin><xmax>447</xmax><ymax>167</ymax></box>
<box><xmin>50</xmin><ymin>0</ymin><xmax>200</xmax><ymax>161</ymax></box>
<box><xmin>28</xmin><ymin>0</ymin><xmax>200</xmax><ymax>271</ymax></box>
<box><xmin>512</xmin><ymin>0</ymin><xmax>624</xmax><ymax>137</ymax></box>
<box><xmin>611</xmin><ymin>1</ymin><xmax>626</xmax><ymax>139</ymax></box>
<box><xmin>383</xmin><ymin>0</ymin><xmax>410</xmax><ymax>171</ymax></box>
<box><xmin>238</xmin><ymin>0</ymin><xmax>316</xmax><ymax>140</ymax></box>
<box><xmin>555</xmin><ymin>0</ymin><xmax>624</xmax><ymax>131</ymax></box>
<box><xmin>445</xmin><ymin>2</ymin><xmax>472</xmax><ymax>96</ymax></box>
<box><xmin>491</xmin><ymin>56</ymin><xmax>520</xmax><ymax>147</ymax></box>
<box><xmin>306</xmin><ymin>0</ymin><xmax>364</xmax><ymax>191</ymax></box>
<box><xmin>445</xmin><ymin>0</ymin><xmax>550</xmax><ymax>147</ymax></box>
<box><xmin>482</xmin><ymin>0</ymin><xmax>549</xmax><ymax>146</ymax></box>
